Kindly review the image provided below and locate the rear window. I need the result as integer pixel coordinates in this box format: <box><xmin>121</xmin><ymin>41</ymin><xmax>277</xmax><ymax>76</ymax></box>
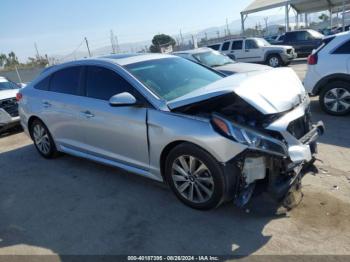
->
<box><xmin>231</xmin><ymin>40</ymin><xmax>243</xmax><ymax>50</ymax></box>
<box><xmin>221</xmin><ymin>41</ymin><xmax>231</xmax><ymax>51</ymax></box>
<box><xmin>50</xmin><ymin>66</ymin><xmax>82</xmax><ymax>95</ymax></box>
<box><xmin>34</xmin><ymin>76</ymin><xmax>50</xmax><ymax>91</ymax></box>
<box><xmin>333</xmin><ymin>40</ymin><xmax>350</xmax><ymax>54</ymax></box>
<box><xmin>314</xmin><ymin>36</ymin><xmax>335</xmax><ymax>54</ymax></box>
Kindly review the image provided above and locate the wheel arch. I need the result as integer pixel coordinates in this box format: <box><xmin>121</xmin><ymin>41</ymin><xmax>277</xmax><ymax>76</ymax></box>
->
<box><xmin>159</xmin><ymin>140</ymin><xmax>224</xmax><ymax>183</ymax></box>
<box><xmin>313</xmin><ymin>74</ymin><xmax>350</xmax><ymax>95</ymax></box>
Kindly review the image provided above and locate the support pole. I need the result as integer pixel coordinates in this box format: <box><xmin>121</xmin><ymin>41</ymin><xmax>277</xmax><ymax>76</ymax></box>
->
<box><xmin>241</xmin><ymin>13</ymin><xmax>246</xmax><ymax>36</ymax></box>
<box><xmin>342</xmin><ymin>0</ymin><xmax>346</xmax><ymax>32</ymax></box>
<box><xmin>330</xmin><ymin>9</ymin><xmax>333</xmax><ymax>29</ymax></box>
<box><xmin>285</xmin><ymin>4</ymin><xmax>290</xmax><ymax>32</ymax></box>
<box><xmin>305</xmin><ymin>13</ymin><xmax>308</xmax><ymax>28</ymax></box>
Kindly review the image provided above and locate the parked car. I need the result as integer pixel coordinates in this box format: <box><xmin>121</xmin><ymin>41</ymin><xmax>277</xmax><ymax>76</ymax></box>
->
<box><xmin>304</xmin><ymin>32</ymin><xmax>350</xmax><ymax>116</ymax></box>
<box><xmin>0</xmin><ymin>76</ymin><xmax>21</xmax><ymax>133</ymax></box>
<box><xmin>18</xmin><ymin>54</ymin><xmax>324</xmax><ymax>210</ymax></box>
<box><xmin>264</xmin><ymin>35</ymin><xmax>279</xmax><ymax>43</ymax></box>
<box><xmin>274</xmin><ymin>29</ymin><xmax>324</xmax><ymax>57</ymax></box>
<box><xmin>173</xmin><ymin>48</ymin><xmax>271</xmax><ymax>75</ymax></box>
<box><xmin>209</xmin><ymin>37</ymin><xmax>297</xmax><ymax>67</ymax></box>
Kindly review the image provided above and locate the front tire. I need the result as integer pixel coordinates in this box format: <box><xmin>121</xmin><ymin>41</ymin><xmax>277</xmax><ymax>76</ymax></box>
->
<box><xmin>266</xmin><ymin>54</ymin><xmax>282</xmax><ymax>67</ymax></box>
<box><xmin>30</xmin><ymin>119</ymin><xmax>59</xmax><ymax>159</ymax></box>
<box><xmin>165</xmin><ymin>143</ymin><xmax>226</xmax><ymax>210</ymax></box>
<box><xmin>319</xmin><ymin>81</ymin><xmax>350</xmax><ymax>116</ymax></box>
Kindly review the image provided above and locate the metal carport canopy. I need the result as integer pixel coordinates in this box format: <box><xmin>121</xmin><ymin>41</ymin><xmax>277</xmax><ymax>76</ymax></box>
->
<box><xmin>241</xmin><ymin>0</ymin><xmax>349</xmax><ymax>15</ymax></box>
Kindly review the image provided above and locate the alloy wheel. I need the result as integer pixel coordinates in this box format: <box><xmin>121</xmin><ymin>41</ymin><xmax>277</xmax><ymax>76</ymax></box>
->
<box><xmin>33</xmin><ymin>124</ymin><xmax>51</xmax><ymax>155</ymax></box>
<box><xmin>269</xmin><ymin>57</ymin><xmax>280</xmax><ymax>67</ymax></box>
<box><xmin>324</xmin><ymin>88</ymin><xmax>350</xmax><ymax>113</ymax></box>
<box><xmin>171</xmin><ymin>155</ymin><xmax>214</xmax><ymax>204</ymax></box>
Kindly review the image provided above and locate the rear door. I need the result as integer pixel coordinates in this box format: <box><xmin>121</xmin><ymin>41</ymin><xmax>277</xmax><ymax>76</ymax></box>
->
<box><xmin>229</xmin><ymin>40</ymin><xmax>244</xmax><ymax>60</ymax></box>
<box><xmin>242</xmin><ymin>39</ymin><xmax>264</xmax><ymax>62</ymax></box>
<box><xmin>38</xmin><ymin>66</ymin><xmax>87</xmax><ymax>150</ymax></box>
<box><xmin>77</xmin><ymin>65</ymin><xmax>149</xmax><ymax>170</ymax></box>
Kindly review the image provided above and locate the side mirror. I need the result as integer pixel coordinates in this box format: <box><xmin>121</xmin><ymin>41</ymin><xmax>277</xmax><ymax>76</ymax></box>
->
<box><xmin>109</xmin><ymin>92</ymin><xmax>137</xmax><ymax>107</ymax></box>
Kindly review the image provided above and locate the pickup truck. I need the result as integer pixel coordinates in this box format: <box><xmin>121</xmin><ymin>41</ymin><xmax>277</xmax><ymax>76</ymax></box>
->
<box><xmin>208</xmin><ymin>37</ymin><xmax>297</xmax><ymax>67</ymax></box>
<box><xmin>274</xmin><ymin>29</ymin><xmax>324</xmax><ymax>57</ymax></box>
<box><xmin>0</xmin><ymin>76</ymin><xmax>20</xmax><ymax>133</ymax></box>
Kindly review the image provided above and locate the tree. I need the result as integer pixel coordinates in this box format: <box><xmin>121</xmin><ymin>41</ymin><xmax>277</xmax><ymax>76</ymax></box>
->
<box><xmin>319</xmin><ymin>13</ymin><xmax>329</xmax><ymax>22</ymax></box>
<box><xmin>149</xmin><ymin>34</ymin><xmax>176</xmax><ymax>53</ymax></box>
<box><xmin>0</xmin><ymin>53</ymin><xmax>6</xmax><ymax>67</ymax></box>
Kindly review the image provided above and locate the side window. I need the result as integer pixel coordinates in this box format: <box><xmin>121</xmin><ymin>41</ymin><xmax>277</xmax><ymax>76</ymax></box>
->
<box><xmin>222</xmin><ymin>41</ymin><xmax>231</xmax><ymax>51</ymax></box>
<box><xmin>34</xmin><ymin>76</ymin><xmax>50</xmax><ymax>91</ymax></box>
<box><xmin>86</xmin><ymin>66</ymin><xmax>134</xmax><ymax>101</ymax></box>
<box><xmin>285</xmin><ymin>32</ymin><xmax>297</xmax><ymax>41</ymax></box>
<box><xmin>245</xmin><ymin>39</ymin><xmax>258</xmax><ymax>49</ymax></box>
<box><xmin>333</xmin><ymin>40</ymin><xmax>350</xmax><ymax>54</ymax></box>
<box><xmin>231</xmin><ymin>40</ymin><xmax>243</xmax><ymax>50</ymax></box>
<box><xmin>50</xmin><ymin>67</ymin><xmax>82</xmax><ymax>95</ymax></box>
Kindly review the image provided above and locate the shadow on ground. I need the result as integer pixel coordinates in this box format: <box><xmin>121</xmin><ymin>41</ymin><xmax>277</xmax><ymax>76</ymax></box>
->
<box><xmin>310</xmin><ymin>100</ymin><xmax>350</xmax><ymax>149</ymax></box>
<box><xmin>0</xmin><ymin>144</ymin><xmax>285</xmax><ymax>257</ymax></box>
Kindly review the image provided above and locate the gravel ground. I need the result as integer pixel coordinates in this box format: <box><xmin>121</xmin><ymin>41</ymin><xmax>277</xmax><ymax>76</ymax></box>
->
<box><xmin>0</xmin><ymin>61</ymin><xmax>349</xmax><ymax>258</ymax></box>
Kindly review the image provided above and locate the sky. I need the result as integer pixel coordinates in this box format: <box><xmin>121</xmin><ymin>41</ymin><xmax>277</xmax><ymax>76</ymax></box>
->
<box><xmin>0</xmin><ymin>0</ymin><xmax>281</xmax><ymax>61</ymax></box>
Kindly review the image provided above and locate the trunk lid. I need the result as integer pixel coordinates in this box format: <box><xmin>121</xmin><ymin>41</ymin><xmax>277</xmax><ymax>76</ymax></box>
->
<box><xmin>167</xmin><ymin>68</ymin><xmax>306</xmax><ymax>115</ymax></box>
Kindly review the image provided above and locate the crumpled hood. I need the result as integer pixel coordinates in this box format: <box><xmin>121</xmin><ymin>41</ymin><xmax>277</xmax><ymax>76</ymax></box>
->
<box><xmin>168</xmin><ymin>68</ymin><xmax>306</xmax><ymax>115</ymax></box>
<box><xmin>0</xmin><ymin>89</ymin><xmax>19</xmax><ymax>100</ymax></box>
<box><xmin>215</xmin><ymin>62</ymin><xmax>271</xmax><ymax>74</ymax></box>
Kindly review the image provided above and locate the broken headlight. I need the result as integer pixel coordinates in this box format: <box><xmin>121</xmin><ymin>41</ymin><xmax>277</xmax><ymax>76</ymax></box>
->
<box><xmin>211</xmin><ymin>115</ymin><xmax>288</xmax><ymax>157</ymax></box>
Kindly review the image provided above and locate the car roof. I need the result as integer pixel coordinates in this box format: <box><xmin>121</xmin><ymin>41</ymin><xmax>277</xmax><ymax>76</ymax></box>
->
<box><xmin>0</xmin><ymin>76</ymin><xmax>8</xmax><ymax>82</ymax></box>
<box><xmin>173</xmin><ymin>47</ymin><xmax>213</xmax><ymax>55</ymax></box>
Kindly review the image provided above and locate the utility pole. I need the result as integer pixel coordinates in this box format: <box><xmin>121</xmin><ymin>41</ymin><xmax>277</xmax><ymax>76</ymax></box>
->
<box><xmin>34</xmin><ymin>42</ymin><xmax>40</xmax><ymax>58</ymax></box>
<box><xmin>226</xmin><ymin>18</ymin><xmax>230</xmax><ymax>36</ymax></box>
<box><xmin>110</xmin><ymin>30</ymin><xmax>116</xmax><ymax>53</ymax></box>
<box><xmin>115</xmin><ymin>35</ymin><xmax>120</xmax><ymax>53</ymax></box>
<box><xmin>180</xmin><ymin>30</ymin><xmax>184</xmax><ymax>46</ymax></box>
<box><xmin>264</xmin><ymin>17</ymin><xmax>269</xmax><ymax>35</ymax></box>
<box><xmin>216</xmin><ymin>31</ymin><xmax>220</xmax><ymax>39</ymax></box>
<box><xmin>85</xmin><ymin>37</ymin><xmax>92</xmax><ymax>57</ymax></box>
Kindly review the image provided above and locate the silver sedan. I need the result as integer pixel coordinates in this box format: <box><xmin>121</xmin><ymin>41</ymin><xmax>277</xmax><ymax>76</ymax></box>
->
<box><xmin>18</xmin><ymin>54</ymin><xmax>324</xmax><ymax>210</ymax></box>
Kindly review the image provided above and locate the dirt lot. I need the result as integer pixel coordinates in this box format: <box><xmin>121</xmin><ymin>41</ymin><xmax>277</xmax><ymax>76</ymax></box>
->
<box><xmin>0</xmin><ymin>61</ymin><xmax>349</xmax><ymax>258</ymax></box>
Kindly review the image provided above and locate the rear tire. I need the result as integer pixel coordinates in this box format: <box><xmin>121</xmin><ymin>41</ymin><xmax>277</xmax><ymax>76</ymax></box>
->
<box><xmin>319</xmin><ymin>81</ymin><xmax>350</xmax><ymax>116</ymax></box>
<box><xmin>164</xmin><ymin>143</ymin><xmax>226</xmax><ymax>210</ymax></box>
<box><xmin>30</xmin><ymin>119</ymin><xmax>59</xmax><ymax>159</ymax></box>
<box><xmin>266</xmin><ymin>54</ymin><xmax>282</xmax><ymax>67</ymax></box>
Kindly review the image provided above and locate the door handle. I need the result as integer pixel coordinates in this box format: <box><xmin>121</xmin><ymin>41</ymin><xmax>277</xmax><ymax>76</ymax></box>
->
<box><xmin>245</xmin><ymin>49</ymin><xmax>250</xmax><ymax>52</ymax></box>
<box><xmin>81</xmin><ymin>110</ymin><xmax>95</xmax><ymax>118</ymax></box>
<box><xmin>43</xmin><ymin>101</ymin><xmax>51</xmax><ymax>108</ymax></box>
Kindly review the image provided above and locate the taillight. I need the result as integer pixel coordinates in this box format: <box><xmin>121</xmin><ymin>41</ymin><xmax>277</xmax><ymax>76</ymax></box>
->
<box><xmin>307</xmin><ymin>54</ymin><xmax>318</xmax><ymax>65</ymax></box>
<box><xmin>16</xmin><ymin>92</ymin><xmax>23</xmax><ymax>101</ymax></box>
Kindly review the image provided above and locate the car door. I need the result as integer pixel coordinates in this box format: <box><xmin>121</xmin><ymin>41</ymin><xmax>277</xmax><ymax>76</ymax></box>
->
<box><xmin>284</xmin><ymin>32</ymin><xmax>300</xmax><ymax>53</ymax></box>
<box><xmin>77</xmin><ymin>65</ymin><xmax>149</xmax><ymax>170</ymax></box>
<box><xmin>242</xmin><ymin>39</ymin><xmax>263</xmax><ymax>62</ymax></box>
<box><xmin>229</xmin><ymin>40</ymin><xmax>244</xmax><ymax>61</ymax></box>
<box><xmin>37</xmin><ymin>66</ymin><xmax>88</xmax><ymax>150</ymax></box>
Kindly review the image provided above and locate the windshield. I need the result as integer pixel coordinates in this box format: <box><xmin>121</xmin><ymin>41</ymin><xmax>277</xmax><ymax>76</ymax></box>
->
<box><xmin>255</xmin><ymin>38</ymin><xmax>271</xmax><ymax>47</ymax></box>
<box><xmin>125</xmin><ymin>57</ymin><xmax>223</xmax><ymax>101</ymax></box>
<box><xmin>309</xmin><ymin>30</ymin><xmax>324</xmax><ymax>39</ymax></box>
<box><xmin>193</xmin><ymin>51</ymin><xmax>234</xmax><ymax>68</ymax></box>
<box><xmin>0</xmin><ymin>79</ymin><xmax>19</xmax><ymax>90</ymax></box>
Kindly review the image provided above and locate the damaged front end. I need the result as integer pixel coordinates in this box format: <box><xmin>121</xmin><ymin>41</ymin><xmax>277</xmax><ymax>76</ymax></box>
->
<box><xmin>173</xmin><ymin>91</ymin><xmax>325</xmax><ymax>209</ymax></box>
<box><xmin>210</xmin><ymin>107</ymin><xmax>325</xmax><ymax>209</ymax></box>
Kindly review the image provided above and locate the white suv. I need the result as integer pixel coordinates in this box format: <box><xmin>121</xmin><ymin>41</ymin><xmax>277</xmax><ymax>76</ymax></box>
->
<box><xmin>304</xmin><ymin>32</ymin><xmax>350</xmax><ymax>116</ymax></box>
<box><xmin>208</xmin><ymin>37</ymin><xmax>297</xmax><ymax>67</ymax></box>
